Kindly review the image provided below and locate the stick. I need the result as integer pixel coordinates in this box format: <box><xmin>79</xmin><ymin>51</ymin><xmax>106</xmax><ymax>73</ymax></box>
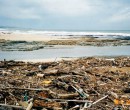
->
<box><xmin>58</xmin><ymin>75</ymin><xmax>83</xmax><ymax>79</ymax></box>
<box><xmin>69</xmin><ymin>105</ymin><xmax>80</xmax><ymax>110</ymax></box>
<box><xmin>38</xmin><ymin>97</ymin><xmax>92</xmax><ymax>103</ymax></box>
<box><xmin>0</xmin><ymin>103</ymin><xmax>25</xmax><ymax>109</ymax></box>
<box><xmin>1</xmin><ymin>87</ymin><xmax>49</xmax><ymax>91</ymax></box>
<box><xmin>92</xmin><ymin>95</ymin><xmax>108</xmax><ymax>105</ymax></box>
<box><xmin>86</xmin><ymin>95</ymin><xmax>108</xmax><ymax>108</ymax></box>
<box><xmin>26</xmin><ymin>102</ymin><xmax>33</xmax><ymax>110</ymax></box>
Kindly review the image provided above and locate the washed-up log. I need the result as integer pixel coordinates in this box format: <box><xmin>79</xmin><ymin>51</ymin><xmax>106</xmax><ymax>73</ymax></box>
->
<box><xmin>53</xmin><ymin>80</ymin><xmax>70</xmax><ymax>90</ymax></box>
<box><xmin>37</xmin><ymin>73</ymin><xmax>44</xmax><ymax>77</ymax></box>
<box><xmin>1</xmin><ymin>87</ymin><xmax>49</xmax><ymax>91</ymax></box>
<box><xmin>37</xmin><ymin>92</ymin><xmax>49</xmax><ymax>100</ymax></box>
<box><xmin>71</xmin><ymin>85</ymin><xmax>88</xmax><ymax>99</ymax></box>
<box><xmin>0</xmin><ymin>103</ymin><xmax>25</xmax><ymax>109</ymax></box>
<box><xmin>57</xmin><ymin>93</ymin><xmax>79</xmax><ymax>99</ymax></box>
<box><xmin>71</xmin><ymin>69</ymin><xmax>85</xmax><ymax>76</ymax></box>
<box><xmin>89</xmin><ymin>87</ymin><xmax>100</xmax><ymax>96</ymax></box>
<box><xmin>8</xmin><ymin>80</ymin><xmax>23</xmax><ymax>86</ymax></box>
<box><xmin>26</xmin><ymin>102</ymin><xmax>33</xmax><ymax>110</ymax></box>
<box><xmin>48</xmin><ymin>90</ymin><xmax>79</xmax><ymax>99</ymax></box>
<box><xmin>108</xmin><ymin>91</ymin><xmax>118</xmax><ymax>99</ymax></box>
<box><xmin>58</xmin><ymin>75</ymin><xmax>83</xmax><ymax>79</ymax></box>
<box><xmin>121</xmin><ymin>94</ymin><xmax>129</xmax><ymax>99</ymax></box>
<box><xmin>58</xmin><ymin>67</ymin><xmax>70</xmax><ymax>74</ymax></box>
<box><xmin>37</xmin><ymin>97</ymin><xmax>92</xmax><ymax>103</ymax></box>
<box><xmin>68</xmin><ymin>105</ymin><xmax>80</xmax><ymax>110</ymax></box>
<box><xmin>86</xmin><ymin>95</ymin><xmax>108</xmax><ymax>108</ymax></box>
<box><xmin>33</xmin><ymin>100</ymin><xmax>62</xmax><ymax>109</ymax></box>
<box><xmin>44</xmin><ymin>68</ymin><xmax>58</xmax><ymax>75</ymax></box>
<box><xmin>58</xmin><ymin>75</ymin><xmax>83</xmax><ymax>83</ymax></box>
<box><xmin>19</xmin><ymin>101</ymin><xmax>28</xmax><ymax>108</ymax></box>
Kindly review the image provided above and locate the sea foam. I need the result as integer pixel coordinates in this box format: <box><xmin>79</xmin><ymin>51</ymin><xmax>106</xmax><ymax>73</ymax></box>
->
<box><xmin>0</xmin><ymin>28</ymin><xmax>130</xmax><ymax>38</ymax></box>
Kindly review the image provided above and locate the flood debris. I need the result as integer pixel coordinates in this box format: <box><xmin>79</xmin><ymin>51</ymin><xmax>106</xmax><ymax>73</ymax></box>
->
<box><xmin>0</xmin><ymin>56</ymin><xmax>130</xmax><ymax>109</ymax></box>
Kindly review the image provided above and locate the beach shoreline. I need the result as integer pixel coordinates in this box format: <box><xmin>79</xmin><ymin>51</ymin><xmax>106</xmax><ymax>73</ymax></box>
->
<box><xmin>1</xmin><ymin>32</ymin><xmax>130</xmax><ymax>51</ymax></box>
<box><xmin>0</xmin><ymin>32</ymin><xmax>69</xmax><ymax>41</ymax></box>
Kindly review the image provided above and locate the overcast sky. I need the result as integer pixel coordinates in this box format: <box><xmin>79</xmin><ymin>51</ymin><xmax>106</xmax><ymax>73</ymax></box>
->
<box><xmin>0</xmin><ymin>0</ymin><xmax>130</xmax><ymax>30</ymax></box>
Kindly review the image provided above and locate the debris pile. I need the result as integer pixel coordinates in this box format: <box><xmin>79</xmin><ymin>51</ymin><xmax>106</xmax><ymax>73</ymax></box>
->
<box><xmin>0</xmin><ymin>57</ymin><xmax>130</xmax><ymax>110</ymax></box>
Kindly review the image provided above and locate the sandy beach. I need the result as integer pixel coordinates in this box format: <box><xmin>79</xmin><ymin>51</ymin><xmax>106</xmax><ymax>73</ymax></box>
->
<box><xmin>0</xmin><ymin>32</ymin><xmax>72</xmax><ymax>41</ymax></box>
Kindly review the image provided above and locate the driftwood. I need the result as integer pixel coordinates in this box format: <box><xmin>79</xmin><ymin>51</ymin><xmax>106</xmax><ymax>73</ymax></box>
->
<box><xmin>37</xmin><ymin>97</ymin><xmax>92</xmax><ymax>103</ymax></box>
<box><xmin>1</xmin><ymin>87</ymin><xmax>49</xmax><ymax>91</ymax></box>
<box><xmin>34</xmin><ymin>100</ymin><xmax>62</xmax><ymax>109</ymax></box>
<box><xmin>68</xmin><ymin>105</ymin><xmax>80</xmax><ymax>110</ymax></box>
<box><xmin>48</xmin><ymin>90</ymin><xmax>79</xmax><ymax>99</ymax></box>
<box><xmin>26</xmin><ymin>102</ymin><xmax>33</xmax><ymax>110</ymax></box>
<box><xmin>44</xmin><ymin>68</ymin><xmax>58</xmax><ymax>75</ymax></box>
<box><xmin>86</xmin><ymin>95</ymin><xmax>108</xmax><ymax>108</ymax></box>
<box><xmin>53</xmin><ymin>80</ymin><xmax>70</xmax><ymax>90</ymax></box>
<box><xmin>0</xmin><ymin>103</ymin><xmax>25</xmax><ymax>109</ymax></box>
<box><xmin>57</xmin><ymin>93</ymin><xmax>79</xmax><ymax>99</ymax></box>
<box><xmin>58</xmin><ymin>75</ymin><xmax>83</xmax><ymax>79</ymax></box>
<box><xmin>71</xmin><ymin>85</ymin><xmax>88</xmax><ymax>99</ymax></box>
<box><xmin>1</xmin><ymin>57</ymin><xmax>130</xmax><ymax>109</ymax></box>
<box><xmin>108</xmin><ymin>91</ymin><xmax>118</xmax><ymax>99</ymax></box>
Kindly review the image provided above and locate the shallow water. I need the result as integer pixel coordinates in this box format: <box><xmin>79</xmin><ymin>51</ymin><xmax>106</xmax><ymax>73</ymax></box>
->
<box><xmin>0</xmin><ymin>46</ymin><xmax>130</xmax><ymax>61</ymax></box>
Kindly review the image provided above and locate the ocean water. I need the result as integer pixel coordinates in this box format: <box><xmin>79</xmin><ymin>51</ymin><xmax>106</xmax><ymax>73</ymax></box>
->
<box><xmin>0</xmin><ymin>27</ymin><xmax>130</xmax><ymax>38</ymax></box>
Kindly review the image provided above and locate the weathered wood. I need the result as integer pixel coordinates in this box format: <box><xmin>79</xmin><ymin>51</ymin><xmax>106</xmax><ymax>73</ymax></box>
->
<box><xmin>57</xmin><ymin>93</ymin><xmax>79</xmax><ymax>99</ymax></box>
<box><xmin>58</xmin><ymin>75</ymin><xmax>83</xmax><ymax>79</ymax></box>
<box><xmin>44</xmin><ymin>68</ymin><xmax>58</xmax><ymax>75</ymax></box>
<box><xmin>0</xmin><ymin>103</ymin><xmax>25</xmax><ymax>109</ymax></box>
<box><xmin>108</xmin><ymin>91</ymin><xmax>118</xmax><ymax>99</ymax></box>
<box><xmin>1</xmin><ymin>87</ymin><xmax>49</xmax><ymax>91</ymax></box>
<box><xmin>86</xmin><ymin>95</ymin><xmax>108</xmax><ymax>108</ymax></box>
<box><xmin>68</xmin><ymin>105</ymin><xmax>80</xmax><ymax>110</ymax></box>
<box><xmin>26</xmin><ymin>102</ymin><xmax>33</xmax><ymax>110</ymax></box>
<box><xmin>33</xmin><ymin>100</ymin><xmax>62</xmax><ymax>109</ymax></box>
<box><xmin>37</xmin><ymin>97</ymin><xmax>92</xmax><ymax>103</ymax></box>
